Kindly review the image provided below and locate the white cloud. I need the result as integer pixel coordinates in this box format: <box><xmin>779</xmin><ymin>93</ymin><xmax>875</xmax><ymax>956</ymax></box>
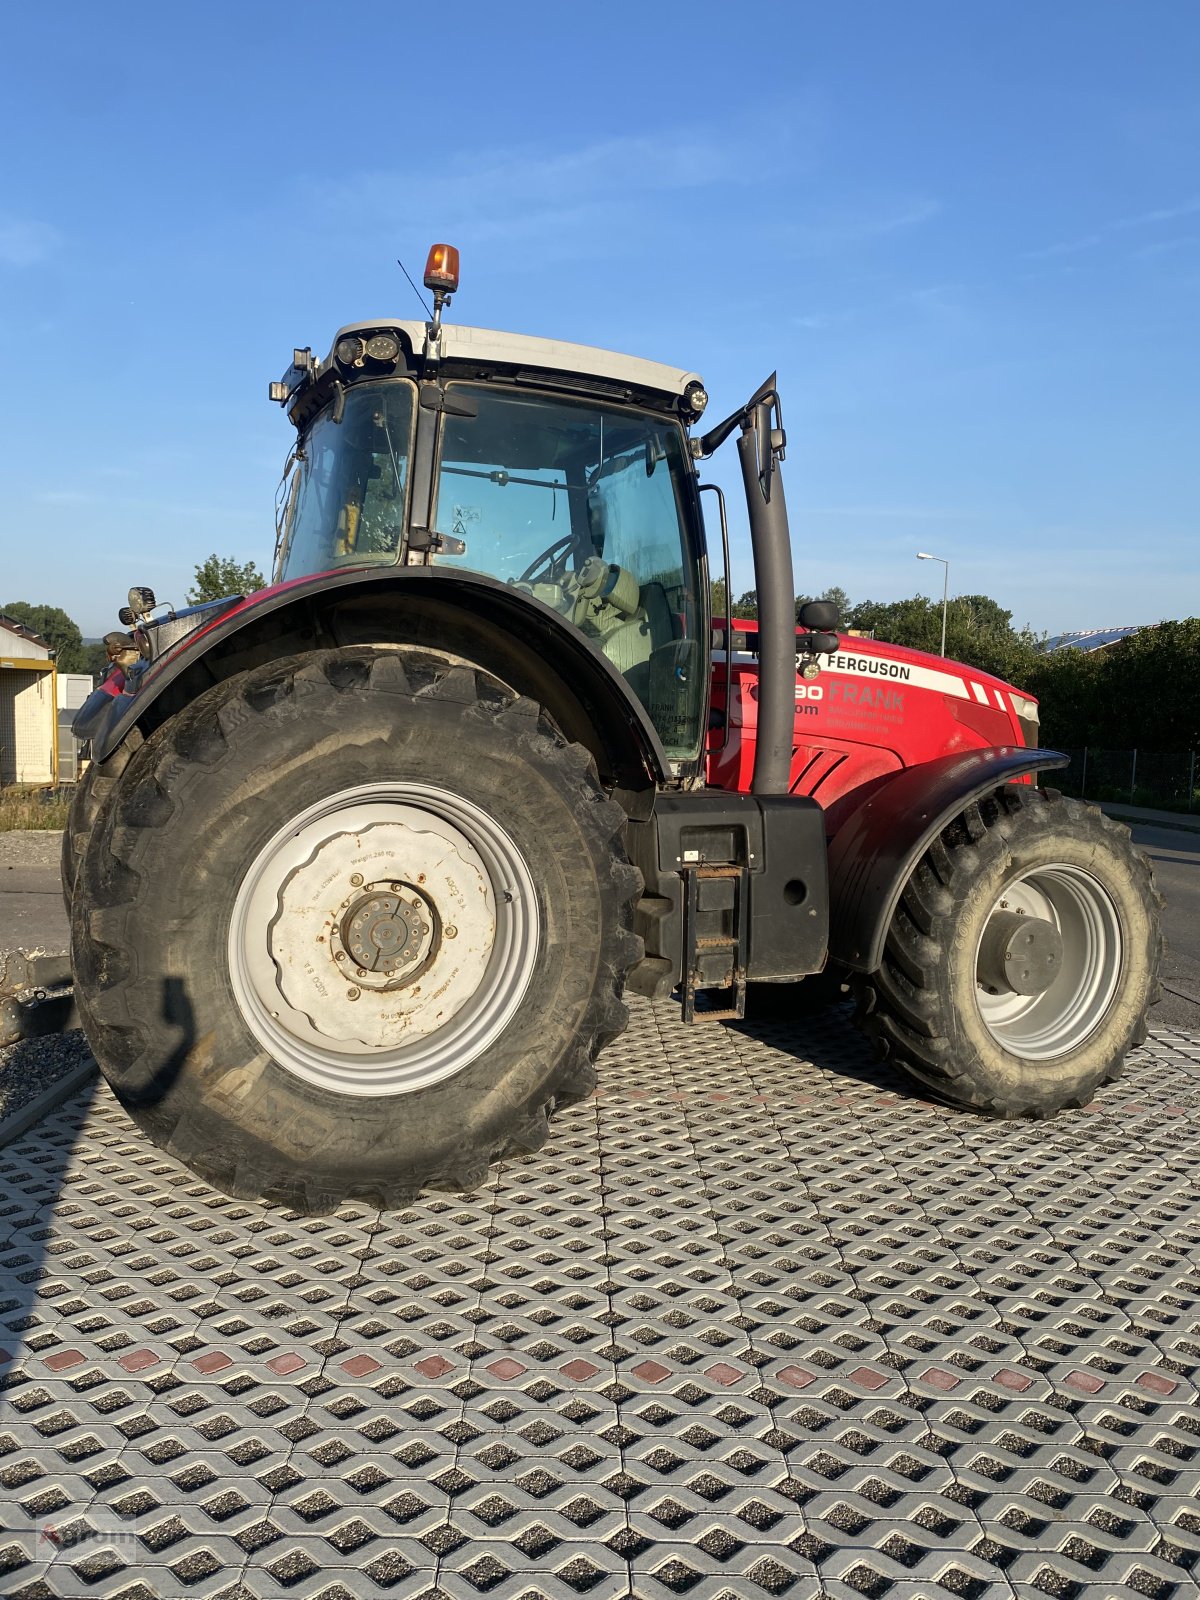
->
<box><xmin>0</xmin><ymin>216</ymin><xmax>59</xmax><ymax>267</ymax></box>
<box><xmin>31</xmin><ymin>488</ymin><xmax>256</xmax><ymax>521</ymax></box>
<box><xmin>302</xmin><ymin>110</ymin><xmax>823</xmax><ymax>263</ymax></box>
<box><xmin>33</xmin><ymin>489</ymin><xmax>92</xmax><ymax>506</ymax></box>
<box><xmin>309</xmin><ymin>130</ymin><xmax>743</xmax><ymax>243</ymax></box>
<box><xmin>797</xmin><ymin>503</ymin><xmax>972</xmax><ymax>520</ymax></box>
<box><xmin>784</xmin><ymin>198</ymin><xmax>941</xmax><ymax>257</ymax></box>
<box><xmin>1026</xmin><ymin>196</ymin><xmax>1200</xmax><ymax>260</ymax></box>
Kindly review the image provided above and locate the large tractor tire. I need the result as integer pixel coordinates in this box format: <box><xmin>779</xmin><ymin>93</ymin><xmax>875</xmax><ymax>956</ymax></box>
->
<box><xmin>60</xmin><ymin>733</ymin><xmax>141</xmax><ymax>912</ymax></box>
<box><xmin>71</xmin><ymin>646</ymin><xmax>640</xmax><ymax>1212</ymax></box>
<box><xmin>856</xmin><ymin>785</ymin><xmax>1162</xmax><ymax>1118</ymax></box>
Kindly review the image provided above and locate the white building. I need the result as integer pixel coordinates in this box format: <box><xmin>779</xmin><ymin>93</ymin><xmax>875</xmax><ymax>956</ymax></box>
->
<box><xmin>0</xmin><ymin>616</ymin><xmax>58</xmax><ymax>785</ymax></box>
<box><xmin>56</xmin><ymin>671</ymin><xmax>95</xmax><ymax>781</ymax></box>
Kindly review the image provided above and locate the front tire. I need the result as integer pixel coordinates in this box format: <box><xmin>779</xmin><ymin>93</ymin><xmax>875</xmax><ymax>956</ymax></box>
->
<box><xmin>856</xmin><ymin>786</ymin><xmax>1163</xmax><ymax>1118</ymax></box>
<box><xmin>71</xmin><ymin>647</ymin><xmax>640</xmax><ymax>1211</ymax></box>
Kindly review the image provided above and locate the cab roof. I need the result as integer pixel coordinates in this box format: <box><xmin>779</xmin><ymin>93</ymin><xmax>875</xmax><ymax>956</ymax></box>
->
<box><xmin>326</xmin><ymin>319</ymin><xmax>704</xmax><ymax>403</ymax></box>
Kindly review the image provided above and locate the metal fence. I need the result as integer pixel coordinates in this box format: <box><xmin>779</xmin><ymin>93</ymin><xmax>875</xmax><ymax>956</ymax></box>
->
<box><xmin>1054</xmin><ymin>748</ymin><xmax>1198</xmax><ymax>812</ymax></box>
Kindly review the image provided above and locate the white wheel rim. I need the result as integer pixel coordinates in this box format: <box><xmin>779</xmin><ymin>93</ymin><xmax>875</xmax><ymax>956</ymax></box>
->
<box><xmin>974</xmin><ymin>865</ymin><xmax>1123</xmax><ymax>1060</ymax></box>
<box><xmin>228</xmin><ymin>781</ymin><xmax>539</xmax><ymax>1095</ymax></box>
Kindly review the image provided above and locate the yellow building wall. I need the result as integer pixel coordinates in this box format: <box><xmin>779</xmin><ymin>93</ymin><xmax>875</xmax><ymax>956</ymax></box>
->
<box><xmin>0</xmin><ymin>659</ymin><xmax>57</xmax><ymax>785</ymax></box>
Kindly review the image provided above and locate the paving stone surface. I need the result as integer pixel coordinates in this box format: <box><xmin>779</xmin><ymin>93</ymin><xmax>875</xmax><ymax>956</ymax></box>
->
<box><xmin>1</xmin><ymin>999</ymin><xmax>1199</xmax><ymax>1598</ymax></box>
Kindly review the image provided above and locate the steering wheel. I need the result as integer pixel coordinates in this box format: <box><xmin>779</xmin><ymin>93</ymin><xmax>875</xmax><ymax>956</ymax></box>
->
<box><xmin>518</xmin><ymin>534</ymin><xmax>578</xmax><ymax>587</ymax></box>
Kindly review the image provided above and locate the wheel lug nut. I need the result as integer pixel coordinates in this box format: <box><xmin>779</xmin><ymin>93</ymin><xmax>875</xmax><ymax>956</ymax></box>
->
<box><xmin>350</xmin><ymin>874</ymin><xmax>364</xmax><ymax>887</ymax></box>
<box><xmin>445</xmin><ymin>925</ymin><xmax>457</xmax><ymax>939</ymax></box>
<box><xmin>347</xmin><ymin>988</ymin><xmax>360</xmax><ymax>1001</ymax></box>
<box><xmin>335</xmin><ymin>951</ymin><xmax>345</xmax><ymax>962</ymax></box>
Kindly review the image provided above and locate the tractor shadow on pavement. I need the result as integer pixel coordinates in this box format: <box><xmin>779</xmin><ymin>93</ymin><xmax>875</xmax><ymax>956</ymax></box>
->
<box><xmin>728</xmin><ymin>996</ymin><xmax>936</xmax><ymax>1104</ymax></box>
<box><xmin>114</xmin><ymin>975</ymin><xmax>196</xmax><ymax>1113</ymax></box>
<box><xmin>0</xmin><ymin>975</ymin><xmax>196</xmax><ymax>1486</ymax></box>
<box><xmin>0</xmin><ymin>978</ymin><xmax>198</xmax><ymax>1569</ymax></box>
<box><xmin>0</xmin><ymin>1049</ymin><xmax>101</xmax><ymax>1536</ymax></box>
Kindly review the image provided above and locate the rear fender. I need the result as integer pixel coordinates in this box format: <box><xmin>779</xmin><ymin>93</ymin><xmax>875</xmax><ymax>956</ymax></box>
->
<box><xmin>827</xmin><ymin>747</ymin><xmax>1069</xmax><ymax>973</ymax></box>
<box><xmin>89</xmin><ymin>567</ymin><xmax>669</xmax><ymax>797</ymax></box>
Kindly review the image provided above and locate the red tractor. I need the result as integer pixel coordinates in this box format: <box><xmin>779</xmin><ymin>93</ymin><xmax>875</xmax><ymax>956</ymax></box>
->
<box><xmin>55</xmin><ymin>246</ymin><xmax>1160</xmax><ymax>1213</ymax></box>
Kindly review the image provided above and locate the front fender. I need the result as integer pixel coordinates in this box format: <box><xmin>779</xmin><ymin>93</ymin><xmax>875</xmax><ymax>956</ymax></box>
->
<box><xmin>827</xmin><ymin>747</ymin><xmax>1069</xmax><ymax>973</ymax></box>
<box><xmin>89</xmin><ymin>565</ymin><xmax>672</xmax><ymax>794</ymax></box>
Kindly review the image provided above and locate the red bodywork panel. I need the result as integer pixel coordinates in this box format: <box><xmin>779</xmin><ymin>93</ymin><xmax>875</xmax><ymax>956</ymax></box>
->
<box><xmin>706</xmin><ymin>625</ymin><xmax>1036</xmax><ymax>825</ymax></box>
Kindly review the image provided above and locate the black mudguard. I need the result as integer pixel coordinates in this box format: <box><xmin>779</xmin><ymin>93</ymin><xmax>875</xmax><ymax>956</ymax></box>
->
<box><xmin>827</xmin><ymin>747</ymin><xmax>1069</xmax><ymax>973</ymax></box>
<box><xmin>84</xmin><ymin>566</ymin><xmax>672</xmax><ymax>795</ymax></box>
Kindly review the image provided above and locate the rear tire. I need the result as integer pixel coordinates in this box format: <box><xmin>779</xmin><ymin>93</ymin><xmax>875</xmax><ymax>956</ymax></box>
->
<box><xmin>855</xmin><ymin>786</ymin><xmax>1162</xmax><ymax>1118</ymax></box>
<box><xmin>60</xmin><ymin>734</ymin><xmax>141</xmax><ymax>912</ymax></box>
<box><xmin>71</xmin><ymin>647</ymin><xmax>640</xmax><ymax>1211</ymax></box>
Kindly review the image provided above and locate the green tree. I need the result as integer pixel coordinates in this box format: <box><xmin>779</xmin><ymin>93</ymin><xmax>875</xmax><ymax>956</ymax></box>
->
<box><xmin>82</xmin><ymin>641</ymin><xmax>112</xmax><ymax>679</ymax></box>
<box><xmin>844</xmin><ymin>591</ymin><xmax>1041</xmax><ymax>687</ymax></box>
<box><xmin>0</xmin><ymin>601</ymin><xmax>88</xmax><ymax>671</ymax></box>
<box><xmin>1098</xmin><ymin>619</ymin><xmax>1200</xmax><ymax>750</ymax></box>
<box><xmin>732</xmin><ymin>589</ymin><xmax>758</xmax><ymax>619</ymax></box>
<box><xmin>710</xmin><ymin>577</ymin><xmax>728</xmax><ymax>619</ymax></box>
<box><xmin>848</xmin><ymin>595</ymin><xmax>943</xmax><ymax>654</ymax></box>
<box><xmin>1022</xmin><ymin>645</ymin><xmax>1105</xmax><ymax>749</ymax></box>
<box><xmin>1019</xmin><ymin>619</ymin><xmax>1200</xmax><ymax>756</ymax></box>
<box><xmin>187</xmin><ymin>554</ymin><xmax>267</xmax><ymax>605</ymax></box>
<box><xmin>795</xmin><ymin>585</ymin><xmax>852</xmax><ymax>625</ymax></box>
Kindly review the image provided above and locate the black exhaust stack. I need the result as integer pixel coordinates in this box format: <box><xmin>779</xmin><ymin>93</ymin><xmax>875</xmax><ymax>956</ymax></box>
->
<box><xmin>737</xmin><ymin>376</ymin><xmax>795</xmax><ymax>795</ymax></box>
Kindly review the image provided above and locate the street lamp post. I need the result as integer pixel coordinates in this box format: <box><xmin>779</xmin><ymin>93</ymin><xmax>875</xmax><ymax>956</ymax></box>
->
<box><xmin>917</xmin><ymin>552</ymin><xmax>949</xmax><ymax>657</ymax></box>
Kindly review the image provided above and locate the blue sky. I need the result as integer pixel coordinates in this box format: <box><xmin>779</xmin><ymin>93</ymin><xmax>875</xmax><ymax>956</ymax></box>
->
<box><xmin>1</xmin><ymin>1</ymin><xmax>1197</xmax><ymax>640</ymax></box>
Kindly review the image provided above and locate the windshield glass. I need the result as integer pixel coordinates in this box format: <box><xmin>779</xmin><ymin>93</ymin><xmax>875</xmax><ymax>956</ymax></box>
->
<box><xmin>433</xmin><ymin>385</ymin><xmax>704</xmax><ymax>761</ymax></box>
<box><xmin>278</xmin><ymin>381</ymin><xmax>415</xmax><ymax>579</ymax></box>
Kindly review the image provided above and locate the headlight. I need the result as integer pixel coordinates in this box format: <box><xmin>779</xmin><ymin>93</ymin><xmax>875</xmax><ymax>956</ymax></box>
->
<box><xmin>1010</xmin><ymin>691</ymin><xmax>1040</xmax><ymax>748</ymax></box>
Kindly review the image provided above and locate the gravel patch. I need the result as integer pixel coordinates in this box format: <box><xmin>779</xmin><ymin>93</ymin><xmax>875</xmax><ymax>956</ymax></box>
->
<box><xmin>0</xmin><ymin>829</ymin><xmax>63</xmax><ymax>869</ymax></box>
<box><xmin>0</xmin><ymin>1025</ymin><xmax>92</xmax><ymax>1122</ymax></box>
<box><xmin>0</xmin><ymin>909</ymin><xmax>90</xmax><ymax>1125</ymax></box>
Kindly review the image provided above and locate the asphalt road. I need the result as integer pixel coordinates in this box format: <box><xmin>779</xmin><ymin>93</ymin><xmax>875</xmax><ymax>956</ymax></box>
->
<box><xmin>2</xmin><ymin>823</ymin><xmax>1198</xmax><ymax>1030</ymax></box>
<box><xmin>1130</xmin><ymin>821</ymin><xmax>1200</xmax><ymax>1031</ymax></box>
<box><xmin>0</xmin><ymin>832</ymin><xmax>67</xmax><ymax>952</ymax></box>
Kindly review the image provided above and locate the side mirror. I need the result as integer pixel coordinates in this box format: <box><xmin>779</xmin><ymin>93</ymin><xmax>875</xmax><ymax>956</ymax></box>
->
<box><xmin>798</xmin><ymin>600</ymin><xmax>840</xmax><ymax>632</ymax></box>
<box><xmin>755</xmin><ymin>399</ymin><xmax>777</xmax><ymax>502</ymax></box>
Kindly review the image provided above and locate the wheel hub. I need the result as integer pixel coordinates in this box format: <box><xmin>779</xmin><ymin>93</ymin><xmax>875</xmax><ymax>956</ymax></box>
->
<box><xmin>271</xmin><ymin>816</ymin><xmax>490</xmax><ymax>1048</ymax></box>
<box><xmin>977</xmin><ymin>910</ymin><xmax>1064</xmax><ymax>996</ymax></box>
<box><xmin>973</xmin><ymin>865</ymin><xmax>1123</xmax><ymax>1059</ymax></box>
<box><xmin>337</xmin><ymin>886</ymin><xmax>434</xmax><ymax>981</ymax></box>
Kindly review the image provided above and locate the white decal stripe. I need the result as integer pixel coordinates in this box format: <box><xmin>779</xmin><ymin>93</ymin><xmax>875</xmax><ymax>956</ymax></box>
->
<box><xmin>820</xmin><ymin>654</ymin><xmax>972</xmax><ymax>699</ymax></box>
<box><xmin>993</xmin><ymin>688</ymin><xmax>1006</xmax><ymax>711</ymax></box>
<box><xmin>719</xmin><ymin>649</ymin><xmax>973</xmax><ymax>699</ymax></box>
<box><xmin>971</xmin><ymin>681</ymin><xmax>989</xmax><ymax>705</ymax></box>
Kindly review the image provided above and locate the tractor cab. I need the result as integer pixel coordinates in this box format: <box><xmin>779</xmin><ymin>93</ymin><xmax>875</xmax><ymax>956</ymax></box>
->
<box><xmin>272</xmin><ymin>250</ymin><xmax>712</xmax><ymax>766</ymax></box>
